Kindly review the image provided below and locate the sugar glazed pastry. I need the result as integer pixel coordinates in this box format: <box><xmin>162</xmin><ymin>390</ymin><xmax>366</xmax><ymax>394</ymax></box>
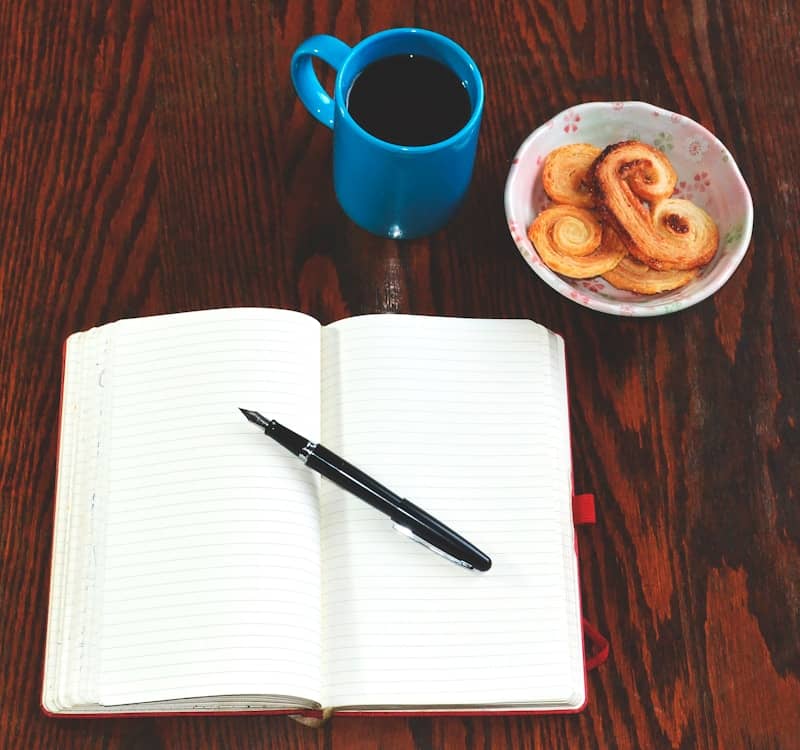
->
<box><xmin>541</xmin><ymin>144</ymin><xmax>601</xmax><ymax>208</ymax></box>
<box><xmin>527</xmin><ymin>206</ymin><xmax>626</xmax><ymax>278</ymax></box>
<box><xmin>590</xmin><ymin>142</ymin><xmax>719</xmax><ymax>271</ymax></box>
<box><xmin>602</xmin><ymin>255</ymin><xmax>698</xmax><ymax>294</ymax></box>
<box><xmin>529</xmin><ymin>139</ymin><xmax>720</xmax><ymax>294</ymax></box>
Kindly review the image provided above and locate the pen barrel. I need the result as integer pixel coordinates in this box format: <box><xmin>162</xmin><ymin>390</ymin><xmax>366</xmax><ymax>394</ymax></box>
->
<box><xmin>304</xmin><ymin>444</ymin><xmax>405</xmax><ymax>508</ymax></box>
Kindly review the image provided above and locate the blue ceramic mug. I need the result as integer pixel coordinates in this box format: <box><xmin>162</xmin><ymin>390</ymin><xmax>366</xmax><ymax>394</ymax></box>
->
<box><xmin>291</xmin><ymin>28</ymin><xmax>484</xmax><ymax>239</ymax></box>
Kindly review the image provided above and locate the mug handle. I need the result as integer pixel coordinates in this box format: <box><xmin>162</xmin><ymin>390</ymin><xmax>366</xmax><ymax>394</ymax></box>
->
<box><xmin>291</xmin><ymin>35</ymin><xmax>352</xmax><ymax>129</ymax></box>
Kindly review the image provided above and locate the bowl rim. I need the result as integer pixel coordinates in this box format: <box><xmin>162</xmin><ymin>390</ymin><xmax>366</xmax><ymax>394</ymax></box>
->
<box><xmin>503</xmin><ymin>100</ymin><xmax>754</xmax><ymax>317</ymax></box>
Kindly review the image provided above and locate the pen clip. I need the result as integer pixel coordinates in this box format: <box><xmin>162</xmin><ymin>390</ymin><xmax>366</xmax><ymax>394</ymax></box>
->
<box><xmin>392</xmin><ymin>523</ymin><xmax>475</xmax><ymax>570</ymax></box>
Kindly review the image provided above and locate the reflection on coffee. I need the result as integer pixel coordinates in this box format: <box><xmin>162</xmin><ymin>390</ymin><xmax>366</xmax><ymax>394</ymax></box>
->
<box><xmin>346</xmin><ymin>54</ymin><xmax>472</xmax><ymax>147</ymax></box>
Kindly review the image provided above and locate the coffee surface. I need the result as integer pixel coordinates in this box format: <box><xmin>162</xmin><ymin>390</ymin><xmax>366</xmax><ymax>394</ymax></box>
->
<box><xmin>346</xmin><ymin>54</ymin><xmax>472</xmax><ymax>146</ymax></box>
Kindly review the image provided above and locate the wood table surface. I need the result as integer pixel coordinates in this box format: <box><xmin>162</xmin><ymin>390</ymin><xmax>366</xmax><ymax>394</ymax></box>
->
<box><xmin>1</xmin><ymin>1</ymin><xmax>798</xmax><ymax>748</ymax></box>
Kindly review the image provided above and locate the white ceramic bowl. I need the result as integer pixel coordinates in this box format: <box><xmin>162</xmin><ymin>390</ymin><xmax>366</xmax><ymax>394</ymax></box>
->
<box><xmin>504</xmin><ymin>101</ymin><xmax>753</xmax><ymax>316</ymax></box>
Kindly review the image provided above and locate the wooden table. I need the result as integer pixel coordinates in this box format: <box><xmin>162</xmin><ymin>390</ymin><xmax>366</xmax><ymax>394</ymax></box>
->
<box><xmin>2</xmin><ymin>1</ymin><xmax>798</xmax><ymax>748</ymax></box>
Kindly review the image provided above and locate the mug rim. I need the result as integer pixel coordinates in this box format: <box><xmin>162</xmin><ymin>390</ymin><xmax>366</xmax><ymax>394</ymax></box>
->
<box><xmin>334</xmin><ymin>27</ymin><xmax>484</xmax><ymax>154</ymax></box>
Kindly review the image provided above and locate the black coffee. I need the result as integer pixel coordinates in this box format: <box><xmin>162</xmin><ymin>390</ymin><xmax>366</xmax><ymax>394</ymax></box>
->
<box><xmin>346</xmin><ymin>54</ymin><xmax>472</xmax><ymax>146</ymax></box>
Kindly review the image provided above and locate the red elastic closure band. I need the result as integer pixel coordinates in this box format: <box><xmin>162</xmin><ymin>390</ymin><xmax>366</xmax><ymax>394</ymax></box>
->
<box><xmin>573</xmin><ymin>493</ymin><xmax>608</xmax><ymax>671</ymax></box>
<box><xmin>582</xmin><ymin>618</ymin><xmax>610</xmax><ymax>670</ymax></box>
<box><xmin>572</xmin><ymin>493</ymin><xmax>596</xmax><ymax>525</ymax></box>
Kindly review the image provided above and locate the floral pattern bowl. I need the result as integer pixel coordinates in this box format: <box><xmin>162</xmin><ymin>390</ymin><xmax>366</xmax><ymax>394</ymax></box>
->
<box><xmin>504</xmin><ymin>101</ymin><xmax>753</xmax><ymax>316</ymax></box>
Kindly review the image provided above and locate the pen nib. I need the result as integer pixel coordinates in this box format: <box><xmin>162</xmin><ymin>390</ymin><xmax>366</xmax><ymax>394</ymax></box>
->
<box><xmin>239</xmin><ymin>408</ymin><xmax>270</xmax><ymax>429</ymax></box>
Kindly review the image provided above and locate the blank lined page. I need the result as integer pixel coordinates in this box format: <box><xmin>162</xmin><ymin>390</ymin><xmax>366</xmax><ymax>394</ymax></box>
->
<box><xmin>319</xmin><ymin>315</ymin><xmax>582</xmax><ymax>709</ymax></box>
<box><xmin>95</xmin><ymin>309</ymin><xmax>323</xmax><ymax>706</ymax></box>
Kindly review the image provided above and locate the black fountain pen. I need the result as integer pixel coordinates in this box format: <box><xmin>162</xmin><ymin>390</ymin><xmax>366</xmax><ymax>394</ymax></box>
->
<box><xmin>240</xmin><ymin>409</ymin><xmax>491</xmax><ymax>572</ymax></box>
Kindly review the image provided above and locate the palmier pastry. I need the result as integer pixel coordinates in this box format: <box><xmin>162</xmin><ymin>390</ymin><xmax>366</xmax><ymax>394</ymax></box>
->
<box><xmin>591</xmin><ymin>141</ymin><xmax>718</xmax><ymax>270</ymax></box>
<box><xmin>528</xmin><ymin>206</ymin><xmax>626</xmax><ymax>278</ymax></box>
<box><xmin>612</xmin><ymin>141</ymin><xmax>676</xmax><ymax>203</ymax></box>
<box><xmin>647</xmin><ymin>198</ymin><xmax>720</xmax><ymax>268</ymax></box>
<box><xmin>603</xmin><ymin>254</ymin><xmax>698</xmax><ymax>294</ymax></box>
<box><xmin>541</xmin><ymin>143</ymin><xmax>602</xmax><ymax>208</ymax></box>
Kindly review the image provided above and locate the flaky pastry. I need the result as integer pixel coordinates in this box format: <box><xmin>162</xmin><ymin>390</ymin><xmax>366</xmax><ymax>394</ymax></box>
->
<box><xmin>591</xmin><ymin>141</ymin><xmax>718</xmax><ymax>270</ymax></box>
<box><xmin>602</xmin><ymin>254</ymin><xmax>698</xmax><ymax>294</ymax></box>
<box><xmin>613</xmin><ymin>141</ymin><xmax>676</xmax><ymax>202</ymax></box>
<box><xmin>541</xmin><ymin>143</ymin><xmax>601</xmax><ymax>208</ymax></box>
<box><xmin>648</xmin><ymin>198</ymin><xmax>720</xmax><ymax>266</ymax></box>
<box><xmin>528</xmin><ymin>206</ymin><xmax>626</xmax><ymax>278</ymax></box>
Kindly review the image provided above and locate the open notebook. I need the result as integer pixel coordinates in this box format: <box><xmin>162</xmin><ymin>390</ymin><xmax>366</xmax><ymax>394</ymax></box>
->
<box><xmin>43</xmin><ymin>308</ymin><xmax>587</xmax><ymax>717</ymax></box>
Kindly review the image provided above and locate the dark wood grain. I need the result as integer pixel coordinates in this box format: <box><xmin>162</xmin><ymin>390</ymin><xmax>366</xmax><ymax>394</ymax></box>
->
<box><xmin>1</xmin><ymin>0</ymin><xmax>798</xmax><ymax>748</ymax></box>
